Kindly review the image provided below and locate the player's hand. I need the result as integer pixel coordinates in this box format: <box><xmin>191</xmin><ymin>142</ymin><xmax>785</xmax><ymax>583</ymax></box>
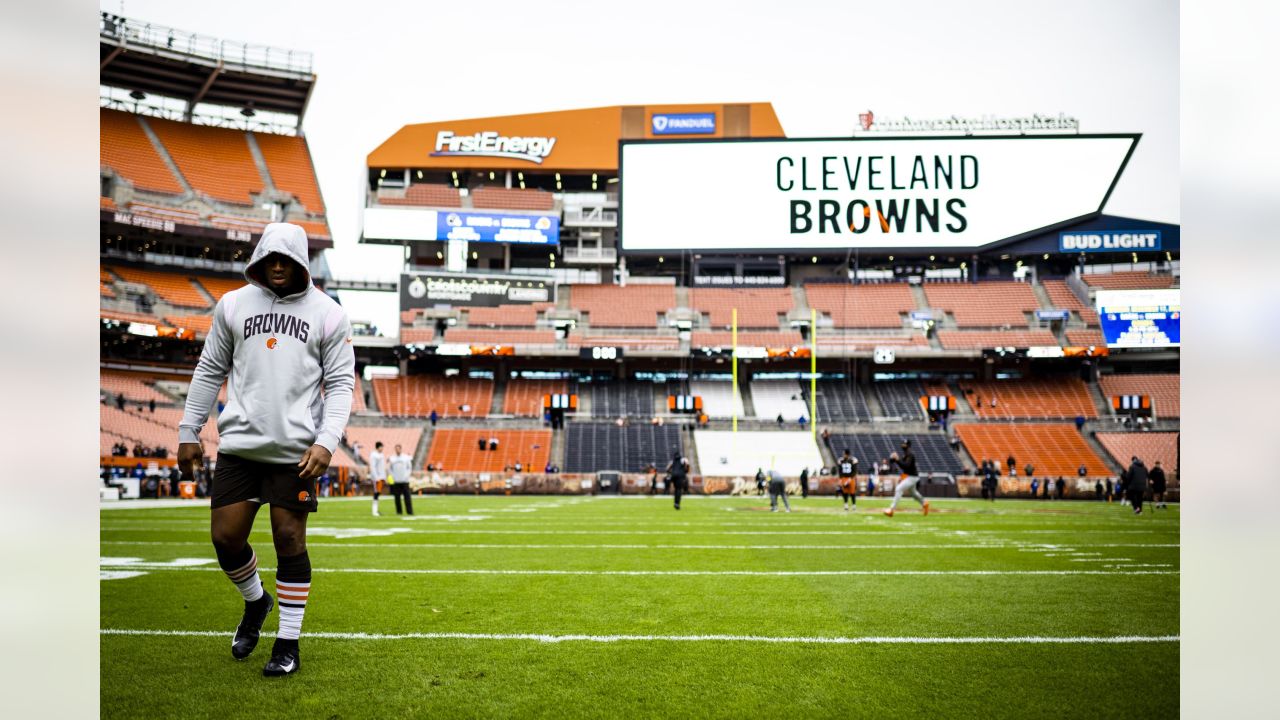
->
<box><xmin>298</xmin><ymin>444</ymin><xmax>332</xmax><ymax>479</ymax></box>
<box><xmin>890</xmin><ymin>452</ymin><xmax>899</xmax><ymax>461</ymax></box>
<box><xmin>178</xmin><ymin>442</ymin><xmax>204</xmax><ymax>479</ymax></box>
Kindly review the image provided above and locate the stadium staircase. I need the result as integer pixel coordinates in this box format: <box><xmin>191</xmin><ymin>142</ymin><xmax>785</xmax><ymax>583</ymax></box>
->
<box><xmin>1085</xmin><ymin>381</ymin><xmax>1113</xmax><ymax>418</ymax></box>
<box><xmin>549</xmin><ymin>427</ymin><xmax>566</xmax><ymax>472</ymax></box>
<box><xmin>412</xmin><ymin>424</ymin><xmax>433</xmax><ymax>469</ymax></box>
<box><xmin>862</xmin><ymin>387</ymin><xmax>887</xmax><ymax>418</ymax></box>
<box><xmin>948</xmin><ymin>382</ymin><xmax>976</xmax><ymax>415</ymax></box>
<box><xmin>361</xmin><ymin>377</ymin><xmax>380</xmax><ymax>413</ymax></box>
<box><xmin>489</xmin><ymin>375</ymin><xmax>508</xmax><ymax>416</ymax></box>
<box><xmin>1081</xmin><ymin>427</ymin><xmax>1123</xmax><ymax>474</ymax></box>
<box><xmin>909</xmin><ymin>283</ymin><xmax>930</xmax><ymax>312</ymax></box>
<box><xmin>682</xmin><ymin>424</ymin><xmax>701</xmax><ymax>475</ymax></box>
<box><xmin>791</xmin><ymin>285</ymin><xmax>809</xmax><ymax>321</ymax></box>
<box><xmin>1030</xmin><ymin>280</ymin><xmax>1054</xmax><ymax>310</ymax></box>
<box><xmin>135</xmin><ymin>116</ymin><xmax>194</xmax><ymax>197</ymax></box>
<box><xmin>191</xmin><ymin>281</ymin><xmax>216</xmax><ymax>307</ymax></box>
<box><xmin>243</xmin><ymin>133</ymin><xmax>278</xmax><ymax>195</ymax></box>
<box><xmin>738</xmin><ymin>381</ymin><xmax>758</xmax><ymax>418</ymax></box>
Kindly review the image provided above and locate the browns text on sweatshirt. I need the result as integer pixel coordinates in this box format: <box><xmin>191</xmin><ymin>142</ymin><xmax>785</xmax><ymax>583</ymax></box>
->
<box><xmin>179</xmin><ymin>223</ymin><xmax>356</xmax><ymax>464</ymax></box>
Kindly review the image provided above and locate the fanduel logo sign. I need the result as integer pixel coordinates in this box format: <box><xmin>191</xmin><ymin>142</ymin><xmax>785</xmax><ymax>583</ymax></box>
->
<box><xmin>651</xmin><ymin>113</ymin><xmax>716</xmax><ymax>135</ymax></box>
<box><xmin>432</xmin><ymin>131</ymin><xmax>557</xmax><ymax>164</ymax></box>
<box><xmin>1059</xmin><ymin>230</ymin><xmax>1161</xmax><ymax>253</ymax></box>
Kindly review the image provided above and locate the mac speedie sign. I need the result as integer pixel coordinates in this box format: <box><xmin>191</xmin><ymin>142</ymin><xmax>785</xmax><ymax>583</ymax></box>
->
<box><xmin>619</xmin><ymin>135</ymin><xmax>1138</xmax><ymax>252</ymax></box>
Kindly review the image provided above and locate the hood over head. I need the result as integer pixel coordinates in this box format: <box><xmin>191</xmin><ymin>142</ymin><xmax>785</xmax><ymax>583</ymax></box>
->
<box><xmin>245</xmin><ymin>223</ymin><xmax>311</xmax><ymax>299</ymax></box>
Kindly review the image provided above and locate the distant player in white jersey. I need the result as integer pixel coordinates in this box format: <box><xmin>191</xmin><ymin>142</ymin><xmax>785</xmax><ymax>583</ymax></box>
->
<box><xmin>367</xmin><ymin>441</ymin><xmax>387</xmax><ymax>516</ymax></box>
<box><xmin>883</xmin><ymin>439</ymin><xmax>930</xmax><ymax>517</ymax></box>
<box><xmin>387</xmin><ymin>444</ymin><xmax>415</xmax><ymax>515</ymax></box>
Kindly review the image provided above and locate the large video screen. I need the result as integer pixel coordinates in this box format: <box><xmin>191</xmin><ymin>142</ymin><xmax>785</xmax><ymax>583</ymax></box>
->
<box><xmin>1096</xmin><ymin>289</ymin><xmax>1180</xmax><ymax>348</ymax></box>
<box><xmin>618</xmin><ymin>135</ymin><xmax>1136</xmax><ymax>252</ymax></box>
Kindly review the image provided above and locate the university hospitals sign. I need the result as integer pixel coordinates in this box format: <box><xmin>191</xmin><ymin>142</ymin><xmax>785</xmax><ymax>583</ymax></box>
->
<box><xmin>618</xmin><ymin>135</ymin><xmax>1138</xmax><ymax>252</ymax></box>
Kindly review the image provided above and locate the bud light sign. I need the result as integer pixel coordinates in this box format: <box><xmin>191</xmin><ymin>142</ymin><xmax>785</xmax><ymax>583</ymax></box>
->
<box><xmin>1059</xmin><ymin>230</ymin><xmax>1161</xmax><ymax>253</ymax></box>
<box><xmin>651</xmin><ymin>112</ymin><xmax>717</xmax><ymax>135</ymax></box>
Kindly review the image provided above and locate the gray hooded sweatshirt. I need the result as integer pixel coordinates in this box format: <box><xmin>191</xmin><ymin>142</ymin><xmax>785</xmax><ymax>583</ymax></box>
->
<box><xmin>179</xmin><ymin>223</ymin><xmax>356</xmax><ymax>464</ymax></box>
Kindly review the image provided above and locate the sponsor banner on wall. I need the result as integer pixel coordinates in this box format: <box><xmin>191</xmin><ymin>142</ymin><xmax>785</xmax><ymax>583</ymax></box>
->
<box><xmin>1059</xmin><ymin>230</ymin><xmax>1161</xmax><ymax>253</ymax></box>
<box><xmin>692</xmin><ymin>274</ymin><xmax>786</xmax><ymax>287</ymax></box>
<box><xmin>400</xmin><ymin>272</ymin><xmax>554</xmax><ymax>310</ymax></box>
<box><xmin>364</xmin><ymin>207</ymin><xmax>559</xmax><ymax>245</ymax></box>
<box><xmin>651</xmin><ymin>112</ymin><xmax>717</xmax><ymax>135</ymax></box>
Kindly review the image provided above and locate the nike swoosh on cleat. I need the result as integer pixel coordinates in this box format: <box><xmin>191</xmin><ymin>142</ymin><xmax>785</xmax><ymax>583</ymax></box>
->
<box><xmin>280</xmin><ymin>660</ymin><xmax>295</xmax><ymax>672</ymax></box>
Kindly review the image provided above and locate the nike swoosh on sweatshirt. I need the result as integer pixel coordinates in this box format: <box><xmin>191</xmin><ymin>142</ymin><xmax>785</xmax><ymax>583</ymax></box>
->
<box><xmin>179</xmin><ymin>223</ymin><xmax>356</xmax><ymax>464</ymax></box>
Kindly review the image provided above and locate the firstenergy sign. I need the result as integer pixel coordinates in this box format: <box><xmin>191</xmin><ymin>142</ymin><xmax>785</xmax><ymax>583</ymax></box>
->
<box><xmin>431</xmin><ymin>131</ymin><xmax>557</xmax><ymax>164</ymax></box>
<box><xmin>619</xmin><ymin>135</ymin><xmax>1138</xmax><ymax>251</ymax></box>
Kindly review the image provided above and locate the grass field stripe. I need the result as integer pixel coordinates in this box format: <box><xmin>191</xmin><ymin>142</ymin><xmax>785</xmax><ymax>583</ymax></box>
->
<box><xmin>97</xmin><ymin>527</ymin><xmax>1175</xmax><ymax>537</ymax></box>
<box><xmin>95</xmin><ymin>564</ymin><xmax>1178</xmax><ymax>576</ymax></box>
<box><xmin>99</xmin><ymin>628</ymin><xmax>1179</xmax><ymax>645</ymax></box>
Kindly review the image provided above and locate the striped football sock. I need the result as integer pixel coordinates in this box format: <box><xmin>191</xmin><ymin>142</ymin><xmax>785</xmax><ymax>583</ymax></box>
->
<box><xmin>275</xmin><ymin>551</ymin><xmax>312</xmax><ymax>641</ymax></box>
<box><xmin>214</xmin><ymin>543</ymin><xmax>264</xmax><ymax>603</ymax></box>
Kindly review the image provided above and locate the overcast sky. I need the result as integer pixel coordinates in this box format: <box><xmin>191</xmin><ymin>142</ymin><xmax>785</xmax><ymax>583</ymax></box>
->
<box><xmin>104</xmin><ymin>0</ymin><xmax>1178</xmax><ymax>330</ymax></box>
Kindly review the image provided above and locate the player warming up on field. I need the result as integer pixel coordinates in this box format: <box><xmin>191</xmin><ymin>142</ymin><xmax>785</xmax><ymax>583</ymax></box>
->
<box><xmin>836</xmin><ymin>449</ymin><xmax>858</xmax><ymax>512</ymax></box>
<box><xmin>368</xmin><ymin>441</ymin><xmax>387</xmax><ymax>517</ymax></box>
<box><xmin>177</xmin><ymin>223</ymin><xmax>355</xmax><ymax>678</ymax></box>
<box><xmin>883</xmin><ymin>439</ymin><xmax>930</xmax><ymax>517</ymax></box>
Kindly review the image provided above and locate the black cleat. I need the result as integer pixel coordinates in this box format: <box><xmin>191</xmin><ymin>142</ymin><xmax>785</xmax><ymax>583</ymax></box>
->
<box><xmin>262</xmin><ymin>639</ymin><xmax>300</xmax><ymax>677</ymax></box>
<box><xmin>231</xmin><ymin>592</ymin><xmax>274</xmax><ymax>660</ymax></box>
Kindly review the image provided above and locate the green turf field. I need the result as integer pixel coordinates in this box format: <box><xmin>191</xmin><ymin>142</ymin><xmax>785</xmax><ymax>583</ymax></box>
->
<box><xmin>100</xmin><ymin>494</ymin><xmax>1178</xmax><ymax>718</ymax></box>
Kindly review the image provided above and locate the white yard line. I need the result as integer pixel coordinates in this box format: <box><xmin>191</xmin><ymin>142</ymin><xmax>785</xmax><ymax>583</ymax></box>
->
<box><xmin>99</xmin><ymin>627</ymin><xmax>1180</xmax><ymax>645</ymax></box>
<box><xmin>95</xmin><ymin>563</ymin><xmax>1177</xmax><ymax>576</ymax></box>
<box><xmin>99</xmin><ymin>540</ymin><xmax>1179</xmax><ymax>550</ymax></box>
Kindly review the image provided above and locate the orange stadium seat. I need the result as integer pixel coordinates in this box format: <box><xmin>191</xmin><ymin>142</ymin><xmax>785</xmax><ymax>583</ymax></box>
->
<box><xmin>690</xmin><ymin>288</ymin><xmax>794</xmax><ymax>329</ymax></box>
<box><xmin>400</xmin><ymin>327</ymin><xmax>436</xmax><ymax>344</ymax></box>
<box><xmin>571</xmin><ymin>284</ymin><xmax>675</xmax><ymax>328</ymax></box>
<box><xmin>372</xmin><ymin>375</ymin><xmax>493</xmax><ymax>418</ymax></box>
<box><xmin>1082</xmin><ymin>271</ymin><xmax>1175</xmax><ymax>290</ymax></box>
<box><xmin>292</xmin><ymin>219</ymin><xmax>332</xmax><ymax>239</ymax></box>
<box><xmin>1098</xmin><ymin>373</ymin><xmax>1180</xmax><ymax>417</ymax></box>
<box><xmin>128</xmin><ymin>203</ymin><xmax>201</xmax><ymax>225</ymax></box>
<box><xmin>470</xmin><ymin>187</ymin><xmax>555</xmax><ymax>211</ymax></box>
<box><xmin>814</xmin><ymin>333</ymin><xmax>928</xmax><ymax>349</ymax></box>
<box><xmin>924</xmin><ymin>282</ymin><xmax>1039</xmax><ymax>327</ymax></box>
<box><xmin>504</xmin><ymin>379</ymin><xmax>567</xmax><ymax>416</ymax></box>
<box><xmin>101</xmin><ymin>309</ymin><xmax>168</xmax><ymax>326</ymax></box>
<box><xmin>252</xmin><ymin>132</ymin><xmax>325</xmax><ymax>214</ymax></box>
<box><xmin>936</xmin><ymin>330</ymin><xmax>1058</xmax><ymax>350</ymax></box>
<box><xmin>343</xmin><ymin>426</ymin><xmax>423</xmax><ymax>464</ymax></box>
<box><xmin>100</xmin><ymin>405</ymin><xmax>218</xmax><ymax>458</ymax></box>
<box><xmin>955</xmin><ymin>423</ymin><xmax>1110</xmax><ymax>477</ymax></box>
<box><xmin>101</xmin><ymin>196</ymin><xmax>117</xmax><ymax>211</ymax></box>
<box><xmin>165</xmin><ymin>315</ymin><xmax>213</xmax><ymax>336</ymax></box>
<box><xmin>108</xmin><ymin>266</ymin><xmax>210</xmax><ymax>308</ymax></box>
<box><xmin>567</xmin><ymin>333</ymin><xmax>680</xmax><ymax>349</ymax></box>
<box><xmin>100</xmin><ymin>369</ymin><xmax>174</xmax><ymax>405</ymax></box>
<box><xmin>1042</xmin><ymin>279</ymin><xmax>1099</xmax><ymax>325</ymax></box>
<box><xmin>445</xmin><ymin>329</ymin><xmax>557</xmax><ymax>345</ymax></box>
<box><xmin>380</xmin><ymin>184</ymin><xmax>463</xmax><ymax>207</ymax></box>
<box><xmin>425</xmin><ymin>429</ymin><xmax>551</xmax><ymax>472</ymax></box>
<box><xmin>1095</xmin><ymin>432</ymin><xmax>1179</xmax><ymax>473</ymax></box>
<box><xmin>1065</xmin><ymin>329</ymin><xmax>1106</xmax><ymax>347</ymax></box>
<box><xmin>804</xmin><ymin>283</ymin><xmax>916</xmax><ymax>329</ymax></box>
<box><xmin>691</xmin><ymin>331</ymin><xmax>804</xmax><ymax>347</ymax></box>
<box><xmin>466</xmin><ymin>303</ymin><xmax>551</xmax><ymax>327</ymax></box>
<box><xmin>959</xmin><ymin>377</ymin><xmax>1097</xmax><ymax>419</ymax></box>
<box><xmin>148</xmin><ymin>116</ymin><xmax>264</xmax><ymax>205</ymax></box>
<box><xmin>99</xmin><ymin>109</ymin><xmax>185</xmax><ymax>195</ymax></box>
<box><xmin>195</xmin><ymin>275</ymin><xmax>248</xmax><ymax>303</ymax></box>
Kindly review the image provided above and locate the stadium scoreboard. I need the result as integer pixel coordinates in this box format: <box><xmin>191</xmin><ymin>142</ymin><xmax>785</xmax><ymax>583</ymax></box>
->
<box><xmin>1096</xmin><ymin>289</ymin><xmax>1180</xmax><ymax>348</ymax></box>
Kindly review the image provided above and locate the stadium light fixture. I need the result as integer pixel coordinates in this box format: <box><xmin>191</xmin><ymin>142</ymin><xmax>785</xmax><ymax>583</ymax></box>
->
<box><xmin>518</xmin><ymin>172</ymin><xmax>524</xmax><ymax>180</ymax></box>
<box><xmin>929</xmin><ymin>255</ymin><xmax>935</xmax><ymax>261</ymax></box>
<box><xmin>240</xmin><ymin>106</ymin><xmax>256</xmax><ymax>118</ymax></box>
<box><xmin>379</xmin><ymin>169</ymin><xmax>386</xmax><ymax>178</ymax></box>
<box><xmin>658</xmin><ymin>256</ymin><xmax>664</xmax><ymax>263</ymax></box>
<box><xmin>607</xmin><ymin>177</ymin><xmax>619</xmax><ymax>184</ymax></box>
<box><xmin>489</xmin><ymin>171</ymin><xmax>495</xmax><ymax>180</ymax></box>
<box><xmin>888</xmin><ymin>255</ymin><xmax>894</xmax><ymax>261</ymax></box>
<box><xmin>417</xmin><ymin>170</ymin><xmax>423</xmax><ymax>180</ymax></box>
<box><xmin>436</xmin><ymin>251</ymin><xmax>443</xmax><ymax>259</ymax></box>
<box><xmin>1043</xmin><ymin>253</ymin><xmax>1050</xmax><ymax>259</ymax></box>
<box><xmin>811</xmin><ymin>256</ymin><xmax>817</xmax><ymax>263</ymax></box>
<box><xmin>129</xmin><ymin>90</ymin><xmax>146</xmax><ymax>100</ymax></box>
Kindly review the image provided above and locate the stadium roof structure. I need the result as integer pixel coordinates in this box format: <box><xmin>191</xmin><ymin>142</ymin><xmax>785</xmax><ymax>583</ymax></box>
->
<box><xmin>99</xmin><ymin>12</ymin><xmax>316</xmax><ymax>122</ymax></box>
<box><xmin>367</xmin><ymin>103</ymin><xmax>786</xmax><ymax>172</ymax></box>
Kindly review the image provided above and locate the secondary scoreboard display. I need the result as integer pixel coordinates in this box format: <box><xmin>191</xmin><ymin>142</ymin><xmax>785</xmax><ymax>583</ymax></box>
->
<box><xmin>1096</xmin><ymin>288</ymin><xmax>1180</xmax><ymax>348</ymax></box>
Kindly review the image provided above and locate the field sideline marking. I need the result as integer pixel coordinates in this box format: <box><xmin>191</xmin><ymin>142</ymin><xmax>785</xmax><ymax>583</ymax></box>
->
<box><xmin>100</xmin><ymin>540</ymin><xmax>1180</xmax><ymax>550</ymax></box>
<box><xmin>99</xmin><ymin>628</ymin><xmax>1179</xmax><ymax>645</ymax></box>
<box><xmin>95</xmin><ymin>564</ymin><xmax>1178</xmax><ymax>576</ymax></box>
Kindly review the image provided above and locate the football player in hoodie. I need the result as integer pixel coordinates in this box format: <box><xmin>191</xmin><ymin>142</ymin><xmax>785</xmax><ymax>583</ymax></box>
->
<box><xmin>178</xmin><ymin>223</ymin><xmax>355</xmax><ymax>677</ymax></box>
